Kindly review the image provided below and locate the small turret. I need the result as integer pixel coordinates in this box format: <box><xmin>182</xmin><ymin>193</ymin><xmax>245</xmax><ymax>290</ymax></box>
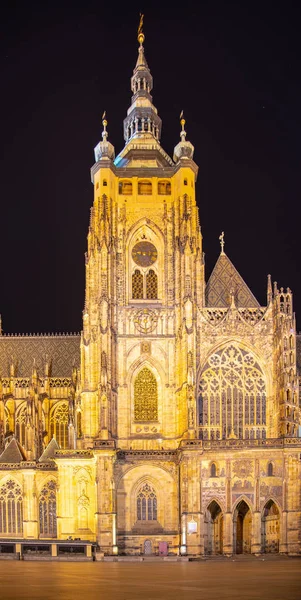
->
<box><xmin>94</xmin><ymin>112</ymin><xmax>115</xmax><ymax>162</ymax></box>
<box><xmin>173</xmin><ymin>112</ymin><xmax>195</xmax><ymax>162</ymax></box>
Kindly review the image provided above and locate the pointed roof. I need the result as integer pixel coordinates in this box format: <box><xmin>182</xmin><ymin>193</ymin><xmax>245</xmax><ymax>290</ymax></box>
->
<box><xmin>39</xmin><ymin>437</ymin><xmax>59</xmax><ymax>462</ymax></box>
<box><xmin>0</xmin><ymin>437</ymin><xmax>27</xmax><ymax>463</ymax></box>
<box><xmin>205</xmin><ymin>252</ymin><xmax>260</xmax><ymax>308</ymax></box>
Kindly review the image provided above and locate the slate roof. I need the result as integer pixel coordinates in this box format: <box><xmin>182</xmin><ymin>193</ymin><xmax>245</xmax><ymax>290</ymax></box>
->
<box><xmin>205</xmin><ymin>252</ymin><xmax>260</xmax><ymax>308</ymax></box>
<box><xmin>39</xmin><ymin>438</ymin><xmax>60</xmax><ymax>462</ymax></box>
<box><xmin>0</xmin><ymin>334</ymin><xmax>80</xmax><ymax>378</ymax></box>
<box><xmin>0</xmin><ymin>437</ymin><xmax>27</xmax><ymax>463</ymax></box>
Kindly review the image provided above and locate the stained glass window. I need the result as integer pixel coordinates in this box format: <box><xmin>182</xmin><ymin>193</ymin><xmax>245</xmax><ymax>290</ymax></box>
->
<box><xmin>39</xmin><ymin>481</ymin><xmax>57</xmax><ymax>537</ymax></box>
<box><xmin>134</xmin><ymin>367</ymin><xmax>158</xmax><ymax>421</ymax></box>
<box><xmin>137</xmin><ymin>483</ymin><xmax>157</xmax><ymax>521</ymax></box>
<box><xmin>50</xmin><ymin>402</ymin><xmax>69</xmax><ymax>449</ymax></box>
<box><xmin>0</xmin><ymin>480</ymin><xmax>23</xmax><ymax>535</ymax></box>
<box><xmin>198</xmin><ymin>344</ymin><xmax>266</xmax><ymax>440</ymax></box>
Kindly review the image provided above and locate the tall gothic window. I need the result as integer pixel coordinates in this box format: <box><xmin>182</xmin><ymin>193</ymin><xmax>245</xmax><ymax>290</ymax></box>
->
<box><xmin>137</xmin><ymin>483</ymin><xmax>157</xmax><ymax>521</ymax></box>
<box><xmin>146</xmin><ymin>269</ymin><xmax>158</xmax><ymax>299</ymax></box>
<box><xmin>39</xmin><ymin>481</ymin><xmax>57</xmax><ymax>537</ymax></box>
<box><xmin>0</xmin><ymin>479</ymin><xmax>23</xmax><ymax>535</ymax></box>
<box><xmin>50</xmin><ymin>402</ymin><xmax>69</xmax><ymax>449</ymax></box>
<box><xmin>198</xmin><ymin>344</ymin><xmax>266</xmax><ymax>440</ymax></box>
<box><xmin>132</xmin><ymin>269</ymin><xmax>144</xmax><ymax>299</ymax></box>
<box><xmin>134</xmin><ymin>367</ymin><xmax>158</xmax><ymax>421</ymax></box>
<box><xmin>15</xmin><ymin>403</ymin><xmax>26</xmax><ymax>447</ymax></box>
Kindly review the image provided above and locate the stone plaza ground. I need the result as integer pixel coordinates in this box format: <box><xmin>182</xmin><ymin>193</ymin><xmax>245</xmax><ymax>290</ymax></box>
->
<box><xmin>0</xmin><ymin>556</ymin><xmax>300</xmax><ymax>600</ymax></box>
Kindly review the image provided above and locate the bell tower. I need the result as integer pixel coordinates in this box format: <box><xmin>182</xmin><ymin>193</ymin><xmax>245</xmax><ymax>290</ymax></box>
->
<box><xmin>80</xmin><ymin>22</ymin><xmax>204</xmax><ymax>450</ymax></box>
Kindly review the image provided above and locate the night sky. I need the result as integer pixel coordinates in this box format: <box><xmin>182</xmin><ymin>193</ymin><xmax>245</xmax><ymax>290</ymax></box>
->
<box><xmin>0</xmin><ymin>1</ymin><xmax>300</xmax><ymax>334</ymax></box>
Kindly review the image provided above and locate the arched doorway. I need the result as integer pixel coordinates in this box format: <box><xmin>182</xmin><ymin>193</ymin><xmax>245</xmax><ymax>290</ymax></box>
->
<box><xmin>204</xmin><ymin>501</ymin><xmax>223</xmax><ymax>555</ymax></box>
<box><xmin>234</xmin><ymin>500</ymin><xmax>252</xmax><ymax>554</ymax></box>
<box><xmin>262</xmin><ymin>500</ymin><xmax>280</xmax><ymax>553</ymax></box>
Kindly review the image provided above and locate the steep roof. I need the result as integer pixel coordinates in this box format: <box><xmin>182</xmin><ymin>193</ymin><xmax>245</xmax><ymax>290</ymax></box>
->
<box><xmin>39</xmin><ymin>437</ymin><xmax>60</xmax><ymax>462</ymax></box>
<box><xmin>0</xmin><ymin>438</ymin><xmax>27</xmax><ymax>463</ymax></box>
<box><xmin>0</xmin><ymin>334</ymin><xmax>80</xmax><ymax>377</ymax></box>
<box><xmin>205</xmin><ymin>252</ymin><xmax>260</xmax><ymax>308</ymax></box>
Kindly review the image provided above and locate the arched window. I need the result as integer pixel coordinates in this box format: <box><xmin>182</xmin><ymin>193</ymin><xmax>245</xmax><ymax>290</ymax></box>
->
<box><xmin>198</xmin><ymin>344</ymin><xmax>266</xmax><ymax>440</ymax></box>
<box><xmin>184</xmin><ymin>178</ymin><xmax>188</xmax><ymax>186</ymax></box>
<box><xmin>50</xmin><ymin>402</ymin><xmax>69</xmax><ymax>449</ymax></box>
<box><xmin>210</xmin><ymin>463</ymin><xmax>217</xmax><ymax>477</ymax></box>
<box><xmin>137</xmin><ymin>483</ymin><xmax>157</xmax><ymax>521</ymax></box>
<box><xmin>15</xmin><ymin>403</ymin><xmax>26</xmax><ymax>447</ymax></box>
<box><xmin>132</xmin><ymin>270</ymin><xmax>144</xmax><ymax>299</ymax></box>
<box><xmin>134</xmin><ymin>367</ymin><xmax>158</xmax><ymax>421</ymax></box>
<box><xmin>39</xmin><ymin>481</ymin><xmax>57</xmax><ymax>537</ymax></box>
<box><xmin>0</xmin><ymin>479</ymin><xmax>23</xmax><ymax>535</ymax></box>
<box><xmin>267</xmin><ymin>462</ymin><xmax>274</xmax><ymax>477</ymax></box>
<box><xmin>138</xmin><ymin>180</ymin><xmax>152</xmax><ymax>195</ymax></box>
<box><xmin>146</xmin><ymin>269</ymin><xmax>158</xmax><ymax>299</ymax></box>
<box><xmin>103</xmin><ymin>179</ymin><xmax>107</xmax><ymax>186</ymax></box>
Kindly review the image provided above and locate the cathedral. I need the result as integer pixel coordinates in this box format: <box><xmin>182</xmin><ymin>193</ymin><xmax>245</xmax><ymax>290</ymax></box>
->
<box><xmin>0</xmin><ymin>24</ymin><xmax>300</xmax><ymax>559</ymax></box>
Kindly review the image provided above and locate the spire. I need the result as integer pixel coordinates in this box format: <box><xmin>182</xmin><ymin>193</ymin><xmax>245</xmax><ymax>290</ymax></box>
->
<box><xmin>173</xmin><ymin>111</ymin><xmax>195</xmax><ymax>162</ymax></box>
<box><xmin>122</xmin><ymin>16</ymin><xmax>162</xmax><ymax>145</ymax></box>
<box><xmin>267</xmin><ymin>273</ymin><xmax>273</xmax><ymax>304</ymax></box>
<box><xmin>94</xmin><ymin>112</ymin><xmax>115</xmax><ymax>163</ymax></box>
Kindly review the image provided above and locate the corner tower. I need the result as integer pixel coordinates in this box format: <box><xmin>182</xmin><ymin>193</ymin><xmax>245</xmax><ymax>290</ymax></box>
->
<box><xmin>81</xmin><ymin>25</ymin><xmax>204</xmax><ymax>450</ymax></box>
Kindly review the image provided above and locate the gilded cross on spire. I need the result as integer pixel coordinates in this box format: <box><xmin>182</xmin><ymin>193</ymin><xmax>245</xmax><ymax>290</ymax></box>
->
<box><xmin>219</xmin><ymin>231</ymin><xmax>225</xmax><ymax>254</ymax></box>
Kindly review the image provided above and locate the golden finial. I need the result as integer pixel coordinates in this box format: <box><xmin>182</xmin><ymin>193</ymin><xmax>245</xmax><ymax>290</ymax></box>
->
<box><xmin>102</xmin><ymin>111</ymin><xmax>108</xmax><ymax>140</ymax></box>
<box><xmin>180</xmin><ymin>110</ymin><xmax>185</xmax><ymax>128</ymax></box>
<box><xmin>179</xmin><ymin>110</ymin><xmax>186</xmax><ymax>141</ymax></box>
<box><xmin>138</xmin><ymin>13</ymin><xmax>145</xmax><ymax>45</ymax></box>
<box><xmin>102</xmin><ymin>110</ymin><xmax>107</xmax><ymax>127</ymax></box>
<box><xmin>219</xmin><ymin>231</ymin><xmax>225</xmax><ymax>254</ymax></box>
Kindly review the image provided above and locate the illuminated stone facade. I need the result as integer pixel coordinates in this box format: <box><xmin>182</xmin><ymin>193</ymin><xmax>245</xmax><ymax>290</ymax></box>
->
<box><xmin>0</xmin><ymin>30</ymin><xmax>301</xmax><ymax>557</ymax></box>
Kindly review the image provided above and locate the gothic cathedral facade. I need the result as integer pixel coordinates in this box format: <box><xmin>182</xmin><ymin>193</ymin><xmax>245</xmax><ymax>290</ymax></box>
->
<box><xmin>0</xmin><ymin>29</ymin><xmax>301</xmax><ymax>557</ymax></box>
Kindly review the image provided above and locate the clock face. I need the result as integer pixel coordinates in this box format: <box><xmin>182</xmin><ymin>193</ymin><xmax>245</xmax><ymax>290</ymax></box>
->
<box><xmin>132</xmin><ymin>241</ymin><xmax>158</xmax><ymax>267</ymax></box>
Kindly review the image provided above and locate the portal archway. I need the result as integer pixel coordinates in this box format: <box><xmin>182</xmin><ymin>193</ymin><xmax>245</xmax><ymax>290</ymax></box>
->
<box><xmin>262</xmin><ymin>500</ymin><xmax>280</xmax><ymax>553</ymax></box>
<box><xmin>204</xmin><ymin>500</ymin><xmax>223</xmax><ymax>555</ymax></box>
<box><xmin>234</xmin><ymin>500</ymin><xmax>252</xmax><ymax>554</ymax></box>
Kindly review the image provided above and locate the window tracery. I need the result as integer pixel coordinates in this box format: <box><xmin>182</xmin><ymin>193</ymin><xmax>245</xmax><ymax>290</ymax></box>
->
<box><xmin>136</xmin><ymin>483</ymin><xmax>157</xmax><ymax>521</ymax></box>
<box><xmin>39</xmin><ymin>481</ymin><xmax>57</xmax><ymax>537</ymax></box>
<box><xmin>0</xmin><ymin>479</ymin><xmax>23</xmax><ymax>535</ymax></box>
<box><xmin>198</xmin><ymin>345</ymin><xmax>266</xmax><ymax>440</ymax></box>
<box><xmin>134</xmin><ymin>367</ymin><xmax>158</xmax><ymax>421</ymax></box>
<box><xmin>50</xmin><ymin>402</ymin><xmax>69</xmax><ymax>449</ymax></box>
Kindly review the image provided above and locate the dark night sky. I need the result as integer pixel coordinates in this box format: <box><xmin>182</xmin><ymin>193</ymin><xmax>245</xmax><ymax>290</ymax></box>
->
<box><xmin>0</xmin><ymin>1</ymin><xmax>300</xmax><ymax>334</ymax></box>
